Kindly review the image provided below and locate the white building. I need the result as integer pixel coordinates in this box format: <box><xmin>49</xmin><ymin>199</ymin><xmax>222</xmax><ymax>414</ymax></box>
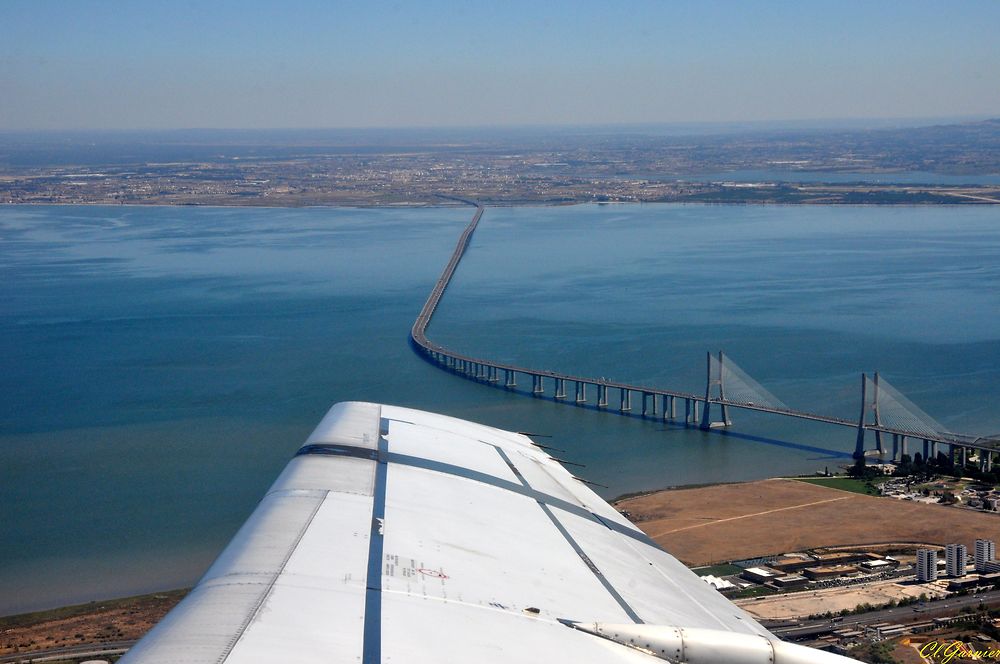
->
<box><xmin>945</xmin><ymin>543</ymin><xmax>967</xmax><ymax>577</ymax></box>
<box><xmin>975</xmin><ymin>539</ymin><xmax>996</xmax><ymax>573</ymax></box>
<box><xmin>701</xmin><ymin>575</ymin><xmax>736</xmax><ymax>591</ymax></box>
<box><xmin>916</xmin><ymin>549</ymin><xmax>938</xmax><ymax>582</ymax></box>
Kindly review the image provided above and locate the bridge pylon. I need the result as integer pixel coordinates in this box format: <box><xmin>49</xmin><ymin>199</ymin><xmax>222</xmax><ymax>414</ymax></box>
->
<box><xmin>854</xmin><ymin>372</ymin><xmax>885</xmax><ymax>459</ymax></box>
<box><xmin>700</xmin><ymin>351</ymin><xmax>733</xmax><ymax>430</ymax></box>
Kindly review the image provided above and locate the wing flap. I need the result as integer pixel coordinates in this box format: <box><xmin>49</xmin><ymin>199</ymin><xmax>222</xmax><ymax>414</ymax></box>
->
<box><xmin>120</xmin><ymin>402</ymin><xmax>860</xmax><ymax>664</ymax></box>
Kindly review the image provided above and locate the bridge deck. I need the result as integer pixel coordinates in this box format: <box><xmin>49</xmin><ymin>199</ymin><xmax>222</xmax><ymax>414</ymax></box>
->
<box><xmin>409</xmin><ymin>204</ymin><xmax>996</xmax><ymax>453</ymax></box>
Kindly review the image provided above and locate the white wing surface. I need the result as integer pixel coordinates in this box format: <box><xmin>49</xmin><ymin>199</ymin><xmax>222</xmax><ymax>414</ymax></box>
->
<box><xmin>121</xmin><ymin>402</ymin><xmax>858</xmax><ymax>663</ymax></box>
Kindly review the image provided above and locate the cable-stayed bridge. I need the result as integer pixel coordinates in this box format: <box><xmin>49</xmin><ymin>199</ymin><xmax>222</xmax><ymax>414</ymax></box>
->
<box><xmin>410</xmin><ymin>204</ymin><xmax>1000</xmax><ymax>468</ymax></box>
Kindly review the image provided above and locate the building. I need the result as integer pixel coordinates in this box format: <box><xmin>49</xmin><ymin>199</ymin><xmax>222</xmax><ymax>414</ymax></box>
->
<box><xmin>916</xmin><ymin>549</ymin><xmax>938</xmax><ymax>582</ymax></box>
<box><xmin>859</xmin><ymin>559</ymin><xmax>897</xmax><ymax>573</ymax></box>
<box><xmin>948</xmin><ymin>576</ymin><xmax>984</xmax><ymax>591</ymax></box>
<box><xmin>770</xmin><ymin>556</ymin><xmax>818</xmax><ymax>573</ymax></box>
<box><xmin>975</xmin><ymin>539</ymin><xmax>996</xmax><ymax>572</ymax></box>
<box><xmin>741</xmin><ymin>567</ymin><xmax>779</xmax><ymax>584</ymax></box>
<box><xmin>811</xmin><ymin>552</ymin><xmax>881</xmax><ymax>566</ymax></box>
<box><xmin>945</xmin><ymin>543</ymin><xmax>967</xmax><ymax>577</ymax></box>
<box><xmin>947</xmin><ymin>573</ymin><xmax>1000</xmax><ymax>591</ymax></box>
<box><xmin>701</xmin><ymin>575</ymin><xmax>736</xmax><ymax>592</ymax></box>
<box><xmin>773</xmin><ymin>574</ymin><xmax>809</xmax><ymax>589</ymax></box>
<box><xmin>804</xmin><ymin>565</ymin><xmax>856</xmax><ymax>581</ymax></box>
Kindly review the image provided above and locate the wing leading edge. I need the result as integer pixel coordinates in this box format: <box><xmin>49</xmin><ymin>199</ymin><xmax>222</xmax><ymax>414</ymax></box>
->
<box><xmin>121</xmin><ymin>401</ymin><xmax>859</xmax><ymax>663</ymax></box>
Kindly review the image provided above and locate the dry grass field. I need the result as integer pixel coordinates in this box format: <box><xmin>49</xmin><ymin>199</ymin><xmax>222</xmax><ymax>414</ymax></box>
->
<box><xmin>0</xmin><ymin>590</ymin><xmax>185</xmax><ymax>657</ymax></box>
<box><xmin>617</xmin><ymin>478</ymin><xmax>1000</xmax><ymax>566</ymax></box>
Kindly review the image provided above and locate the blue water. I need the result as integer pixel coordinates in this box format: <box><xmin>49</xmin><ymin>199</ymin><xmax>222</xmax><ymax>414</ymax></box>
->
<box><xmin>2</xmin><ymin>203</ymin><xmax>1000</xmax><ymax>614</ymax></box>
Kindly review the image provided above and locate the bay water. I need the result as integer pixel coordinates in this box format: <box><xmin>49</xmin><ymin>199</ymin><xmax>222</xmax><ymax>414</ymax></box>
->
<box><xmin>2</xmin><ymin>203</ymin><xmax>999</xmax><ymax>614</ymax></box>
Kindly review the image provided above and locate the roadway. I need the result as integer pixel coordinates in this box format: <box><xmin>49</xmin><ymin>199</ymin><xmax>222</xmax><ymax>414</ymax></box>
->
<box><xmin>409</xmin><ymin>202</ymin><xmax>998</xmax><ymax>455</ymax></box>
<box><xmin>0</xmin><ymin>640</ymin><xmax>135</xmax><ymax>663</ymax></box>
<box><xmin>771</xmin><ymin>587</ymin><xmax>1000</xmax><ymax>641</ymax></box>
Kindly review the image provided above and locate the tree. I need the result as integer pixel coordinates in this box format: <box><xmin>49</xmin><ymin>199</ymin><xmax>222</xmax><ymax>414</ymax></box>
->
<box><xmin>939</xmin><ymin>491</ymin><xmax>958</xmax><ymax>505</ymax></box>
<box><xmin>848</xmin><ymin>457</ymin><xmax>868</xmax><ymax>478</ymax></box>
<box><xmin>935</xmin><ymin>450</ymin><xmax>956</xmax><ymax>475</ymax></box>
<box><xmin>894</xmin><ymin>454</ymin><xmax>914</xmax><ymax>477</ymax></box>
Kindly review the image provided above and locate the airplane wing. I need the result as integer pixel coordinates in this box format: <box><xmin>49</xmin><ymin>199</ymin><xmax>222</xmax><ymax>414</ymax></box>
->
<box><xmin>120</xmin><ymin>401</ymin><xmax>858</xmax><ymax>663</ymax></box>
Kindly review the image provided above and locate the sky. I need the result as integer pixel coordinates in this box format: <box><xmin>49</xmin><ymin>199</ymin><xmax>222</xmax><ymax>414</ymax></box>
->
<box><xmin>1</xmin><ymin>0</ymin><xmax>999</xmax><ymax>130</ymax></box>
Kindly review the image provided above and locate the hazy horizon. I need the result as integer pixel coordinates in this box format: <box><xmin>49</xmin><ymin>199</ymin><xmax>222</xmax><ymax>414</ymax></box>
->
<box><xmin>3</xmin><ymin>1</ymin><xmax>998</xmax><ymax>131</ymax></box>
<box><xmin>0</xmin><ymin>115</ymin><xmax>995</xmax><ymax>141</ymax></box>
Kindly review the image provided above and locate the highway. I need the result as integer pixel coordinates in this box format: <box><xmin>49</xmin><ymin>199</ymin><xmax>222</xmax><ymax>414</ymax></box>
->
<box><xmin>409</xmin><ymin>202</ymin><xmax>1000</xmax><ymax>456</ymax></box>
<box><xmin>0</xmin><ymin>640</ymin><xmax>135</xmax><ymax>663</ymax></box>
<box><xmin>771</xmin><ymin>587</ymin><xmax>1000</xmax><ymax>641</ymax></box>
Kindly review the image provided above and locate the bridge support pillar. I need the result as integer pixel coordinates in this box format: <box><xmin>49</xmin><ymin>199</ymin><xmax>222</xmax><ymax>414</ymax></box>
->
<box><xmin>575</xmin><ymin>382</ymin><xmax>586</xmax><ymax>403</ymax></box>
<box><xmin>504</xmin><ymin>370</ymin><xmax>516</xmax><ymax>388</ymax></box>
<box><xmin>554</xmin><ymin>378</ymin><xmax>566</xmax><ymax>399</ymax></box>
<box><xmin>701</xmin><ymin>351</ymin><xmax>733</xmax><ymax>429</ymax></box>
<box><xmin>597</xmin><ymin>385</ymin><xmax>608</xmax><ymax>407</ymax></box>
<box><xmin>854</xmin><ymin>372</ymin><xmax>884</xmax><ymax>459</ymax></box>
<box><xmin>892</xmin><ymin>434</ymin><xmax>899</xmax><ymax>462</ymax></box>
<box><xmin>961</xmin><ymin>446</ymin><xmax>968</xmax><ymax>468</ymax></box>
<box><xmin>922</xmin><ymin>439</ymin><xmax>930</xmax><ymax>462</ymax></box>
<box><xmin>683</xmin><ymin>399</ymin><xmax>700</xmax><ymax>425</ymax></box>
<box><xmin>489</xmin><ymin>366</ymin><xmax>499</xmax><ymax>383</ymax></box>
<box><xmin>620</xmin><ymin>389</ymin><xmax>631</xmax><ymax>412</ymax></box>
<box><xmin>900</xmin><ymin>436</ymin><xmax>908</xmax><ymax>459</ymax></box>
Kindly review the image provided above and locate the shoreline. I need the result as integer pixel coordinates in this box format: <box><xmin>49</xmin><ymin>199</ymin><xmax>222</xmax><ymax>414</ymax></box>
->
<box><xmin>2</xmin><ymin>196</ymin><xmax>998</xmax><ymax>209</ymax></box>
<box><xmin>6</xmin><ymin>471</ymin><xmax>986</xmax><ymax>621</ymax></box>
<box><xmin>5</xmin><ymin>475</ymin><xmax>999</xmax><ymax>660</ymax></box>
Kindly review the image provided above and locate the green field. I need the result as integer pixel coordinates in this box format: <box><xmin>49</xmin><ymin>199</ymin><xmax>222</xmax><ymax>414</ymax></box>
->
<box><xmin>731</xmin><ymin>585</ymin><xmax>778</xmax><ymax>599</ymax></box>
<box><xmin>793</xmin><ymin>476</ymin><xmax>884</xmax><ymax>496</ymax></box>
<box><xmin>691</xmin><ymin>563</ymin><xmax>743</xmax><ymax>577</ymax></box>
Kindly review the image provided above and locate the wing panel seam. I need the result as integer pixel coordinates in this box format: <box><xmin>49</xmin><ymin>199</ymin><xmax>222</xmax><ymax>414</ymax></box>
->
<box><xmin>217</xmin><ymin>490</ymin><xmax>329</xmax><ymax>664</ymax></box>
<box><xmin>492</xmin><ymin>446</ymin><xmax>644</xmax><ymax>624</ymax></box>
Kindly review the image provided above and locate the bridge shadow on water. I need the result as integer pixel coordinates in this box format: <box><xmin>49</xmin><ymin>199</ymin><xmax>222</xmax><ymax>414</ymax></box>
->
<box><xmin>706</xmin><ymin>428</ymin><xmax>852</xmax><ymax>461</ymax></box>
<box><xmin>619</xmin><ymin>413</ymin><xmax>851</xmax><ymax>461</ymax></box>
<box><xmin>434</xmin><ymin>366</ymin><xmax>853</xmax><ymax>461</ymax></box>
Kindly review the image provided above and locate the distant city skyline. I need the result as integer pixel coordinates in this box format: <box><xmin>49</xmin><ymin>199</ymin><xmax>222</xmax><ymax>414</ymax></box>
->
<box><xmin>2</xmin><ymin>0</ymin><xmax>999</xmax><ymax>130</ymax></box>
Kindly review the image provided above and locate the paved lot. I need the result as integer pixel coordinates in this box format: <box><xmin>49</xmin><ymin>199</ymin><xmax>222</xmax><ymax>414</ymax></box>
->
<box><xmin>735</xmin><ymin>579</ymin><xmax>949</xmax><ymax>620</ymax></box>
